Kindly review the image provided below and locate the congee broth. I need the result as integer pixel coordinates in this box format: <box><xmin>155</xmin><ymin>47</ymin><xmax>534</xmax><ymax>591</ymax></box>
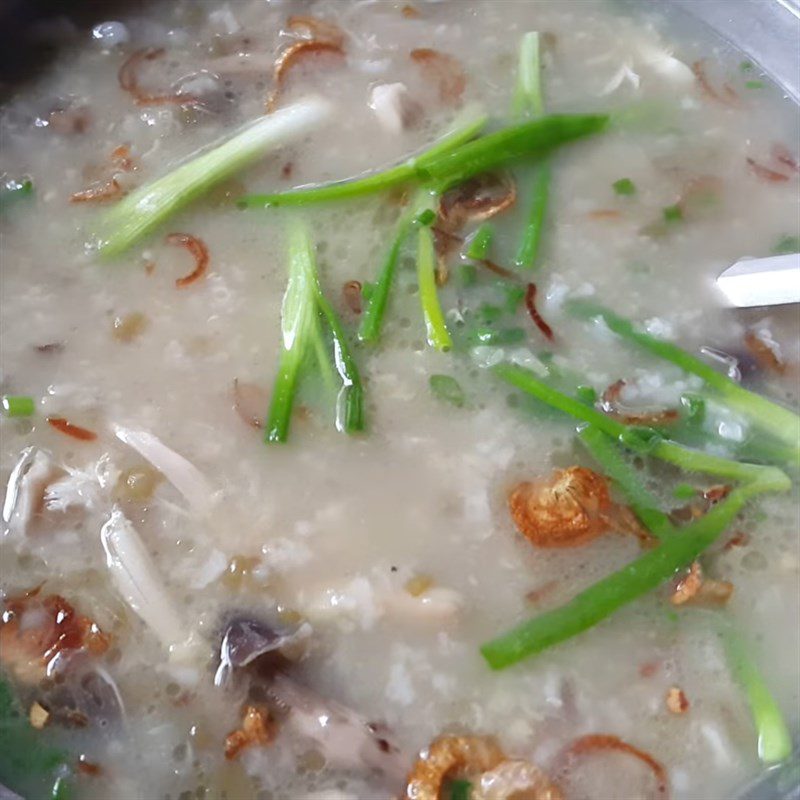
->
<box><xmin>1</xmin><ymin>1</ymin><xmax>799</xmax><ymax>798</ymax></box>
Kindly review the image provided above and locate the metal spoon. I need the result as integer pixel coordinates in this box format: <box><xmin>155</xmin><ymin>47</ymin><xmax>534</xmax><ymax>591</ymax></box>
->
<box><xmin>716</xmin><ymin>252</ymin><xmax>800</xmax><ymax>308</ymax></box>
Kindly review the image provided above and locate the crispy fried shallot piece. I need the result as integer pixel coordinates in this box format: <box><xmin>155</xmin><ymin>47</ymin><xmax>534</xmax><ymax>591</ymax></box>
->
<box><xmin>70</xmin><ymin>178</ymin><xmax>124</xmax><ymax>204</ymax></box>
<box><xmin>670</xmin><ymin>561</ymin><xmax>733</xmax><ymax>607</ymax></box>
<box><xmin>266</xmin><ymin>41</ymin><xmax>345</xmax><ymax>113</ymax></box>
<box><xmin>405</xmin><ymin>735</ymin><xmax>505</xmax><ymax>800</ymax></box>
<box><xmin>402</xmin><ymin>5</ymin><xmax>421</xmax><ymax>18</ymax></box>
<box><xmin>224</xmin><ymin>704</ymin><xmax>277</xmax><ymax>760</ymax></box>
<box><xmin>232</xmin><ymin>379</ymin><xmax>268</xmax><ymax>429</ymax></box>
<box><xmin>46</xmin><ymin>417</ymin><xmax>98</xmax><ymax>441</ymax></box>
<box><xmin>118</xmin><ymin>48</ymin><xmax>198</xmax><ymax>106</ymax></box>
<box><xmin>600</xmin><ymin>379</ymin><xmax>679</xmax><ymax>426</ymax></box>
<box><xmin>525</xmin><ymin>283</ymin><xmax>554</xmax><ymax>342</ymax></box>
<box><xmin>439</xmin><ymin>173</ymin><xmax>517</xmax><ymax>229</ymax></box>
<box><xmin>342</xmin><ymin>280</ymin><xmax>363</xmax><ymax>314</ymax></box>
<box><xmin>744</xmin><ymin>330</ymin><xmax>786</xmax><ymax>374</ymax></box>
<box><xmin>691</xmin><ymin>60</ymin><xmax>739</xmax><ymax>107</ymax></box>
<box><xmin>473</xmin><ymin>759</ymin><xmax>563</xmax><ymax>800</ymax></box>
<box><xmin>411</xmin><ymin>48</ymin><xmax>466</xmax><ymax>106</ymax></box>
<box><xmin>165</xmin><ymin>232</ymin><xmax>209</xmax><ymax>288</ymax></box>
<box><xmin>746</xmin><ymin>157</ymin><xmax>790</xmax><ymax>183</ymax></box>
<box><xmin>0</xmin><ymin>591</ymin><xmax>109</xmax><ymax>685</ymax></box>
<box><xmin>560</xmin><ymin>734</ymin><xmax>669</xmax><ymax>798</ymax></box>
<box><xmin>665</xmin><ymin>687</ymin><xmax>690</xmax><ymax>715</ymax></box>
<box><xmin>508</xmin><ymin>467</ymin><xmax>613</xmax><ymax>548</ymax></box>
<box><xmin>286</xmin><ymin>15</ymin><xmax>345</xmax><ymax>47</ymax></box>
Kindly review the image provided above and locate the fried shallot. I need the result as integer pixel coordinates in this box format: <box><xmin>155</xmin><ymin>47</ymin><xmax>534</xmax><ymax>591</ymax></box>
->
<box><xmin>665</xmin><ymin>687</ymin><xmax>690</xmax><ymax>715</ymax></box>
<box><xmin>473</xmin><ymin>759</ymin><xmax>563</xmax><ymax>800</ymax></box>
<box><xmin>691</xmin><ymin>60</ymin><xmax>739</xmax><ymax>107</ymax></box>
<box><xmin>224</xmin><ymin>704</ymin><xmax>277</xmax><ymax>760</ymax></box>
<box><xmin>670</xmin><ymin>561</ymin><xmax>733</xmax><ymax>607</ymax></box>
<box><xmin>410</xmin><ymin>48</ymin><xmax>467</xmax><ymax>106</ymax></box>
<box><xmin>0</xmin><ymin>591</ymin><xmax>109</xmax><ymax>685</ymax></box>
<box><xmin>404</xmin><ymin>735</ymin><xmax>505</xmax><ymax>800</ymax></box>
<box><xmin>165</xmin><ymin>232</ymin><xmax>209</xmax><ymax>288</ymax></box>
<box><xmin>600</xmin><ymin>379</ymin><xmax>679</xmax><ymax>426</ymax></box>
<box><xmin>439</xmin><ymin>173</ymin><xmax>517</xmax><ymax>229</ymax></box>
<box><xmin>744</xmin><ymin>330</ymin><xmax>786</xmax><ymax>374</ymax></box>
<box><xmin>746</xmin><ymin>157</ymin><xmax>790</xmax><ymax>183</ymax></box>
<box><xmin>266</xmin><ymin>40</ymin><xmax>345</xmax><ymax>113</ymax></box>
<box><xmin>70</xmin><ymin>178</ymin><xmax>124</xmax><ymax>204</ymax></box>
<box><xmin>118</xmin><ymin>48</ymin><xmax>198</xmax><ymax>107</ymax></box>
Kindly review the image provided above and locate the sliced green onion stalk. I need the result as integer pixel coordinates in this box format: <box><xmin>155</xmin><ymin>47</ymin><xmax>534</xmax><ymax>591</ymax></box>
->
<box><xmin>481</xmin><ymin>471</ymin><xmax>789</xmax><ymax>670</ymax></box>
<box><xmin>613</xmin><ymin>177</ymin><xmax>637</xmax><ymax>196</ymax></box>
<box><xmin>567</xmin><ymin>300</ymin><xmax>800</xmax><ymax>460</ymax></box>
<box><xmin>1</xmin><ymin>395</ymin><xmax>35</xmax><ymax>418</ymax></box>
<box><xmin>429</xmin><ymin>374</ymin><xmax>466</xmax><ymax>407</ymax></box>
<box><xmin>0</xmin><ymin>178</ymin><xmax>33</xmax><ymax>213</ymax></box>
<box><xmin>512</xmin><ymin>32</ymin><xmax>551</xmax><ymax>270</ymax></box>
<box><xmin>449</xmin><ymin>779</ymin><xmax>473</xmax><ymax>800</ymax></box>
<box><xmin>93</xmin><ymin>97</ymin><xmax>332</xmax><ymax>257</ymax></box>
<box><xmin>721</xmin><ymin>624</ymin><xmax>793</xmax><ymax>764</ymax></box>
<box><xmin>240</xmin><ymin>106</ymin><xmax>488</xmax><ymax>209</ymax></box>
<box><xmin>579</xmin><ymin>426</ymin><xmax>674</xmax><ymax>539</ymax></box>
<box><xmin>494</xmin><ymin>363</ymin><xmax>786</xmax><ymax>484</ymax></box>
<box><xmin>240</xmin><ymin>113</ymin><xmax>608</xmax><ymax>209</ymax></box>
<box><xmin>0</xmin><ymin>675</ymin><xmax>72</xmax><ymax>799</ymax></box>
<box><xmin>466</xmin><ymin>223</ymin><xmax>494</xmax><ymax>260</ymax></box>
<box><xmin>265</xmin><ymin>219</ymin><xmax>319</xmax><ymax>443</ymax></box>
<box><xmin>312</xmin><ymin>278</ymin><xmax>365</xmax><ymax>435</ymax></box>
<box><xmin>417</xmin><ymin>224</ymin><xmax>452</xmax><ymax>352</ymax></box>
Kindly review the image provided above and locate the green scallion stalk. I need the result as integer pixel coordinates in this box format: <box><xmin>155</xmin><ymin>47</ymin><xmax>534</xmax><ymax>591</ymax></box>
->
<box><xmin>240</xmin><ymin>113</ymin><xmax>608</xmax><ymax>209</ymax></box>
<box><xmin>481</xmin><ymin>473</ymin><xmax>788</xmax><ymax>670</ymax></box>
<box><xmin>512</xmin><ymin>32</ymin><xmax>551</xmax><ymax>270</ymax></box>
<box><xmin>567</xmin><ymin>300</ymin><xmax>800</xmax><ymax>459</ymax></box>
<box><xmin>449</xmin><ymin>780</ymin><xmax>472</xmax><ymax>800</ymax></box>
<box><xmin>2</xmin><ymin>395</ymin><xmax>35</xmax><ymax>418</ymax></box>
<box><xmin>721</xmin><ymin>625</ymin><xmax>792</xmax><ymax>764</ymax></box>
<box><xmin>94</xmin><ymin>98</ymin><xmax>332</xmax><ymax>257</ymax></box>
<box><xmin>265</xmin><ymin>219</ymin><xmax>320</xmax><ymax>443</ymax></box>
<box><xmin>466</xmin><ymin>223</ymin><xmax>494</xmax><ymax>260</ymax></box>
<box><xmin>429</xmin><ymin>374</ymin><xmax>465</xmax><ymax>408</ymax></box>
<box><xmin>312</xmin><ymin>283</ymin><xmax>365</xmax><ymax>435</ymax></box>
<box><xmin>578</xmin><ymin>426</ymin><xmax>674</xmax><ymax>538</ymax></box>
<box><xmin>417</xmin><ymin>225</ymin><xmax>452</xmax><ymax>351</ymax></box>
<box><xmin>0</xmin><ymin>179</ymin><xmax>33</xmax><ymax>213</ymax></box>
<box><xmin>240</xmin><ymin>107</ymin><xmax>488</xmax><ymax>209</ymax></box>
<box><xmin>494</xmin><ymin>363</ymin><xmax>790</xmax><ymax>485</ymax></box>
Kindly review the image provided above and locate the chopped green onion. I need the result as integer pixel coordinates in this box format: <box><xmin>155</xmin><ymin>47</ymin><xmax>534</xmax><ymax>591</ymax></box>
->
<box><xmin>575</xmin><ymin>385</ymin><xmax>598</xmax><ymax>405</ymax></box>
<box><xmin>662</xmin><ymin>204</ymin><xmax>683</xmax><ymax>223</ymax></box>
<box><xmin>2</xmin><ymin>395</ymin><xmax>35</xmax><ymax>417</ymax></box>
<box><xmin>429</xmin><ymin>374</ymin><xmax>465</xmax><ymax>408</ymax></box>
<box><xmin>566</xmin><ymin>300</ymin><xmax>800</xmax><ymax>458</ymax></box>
<box><xmin>449</xmin><ymin>779</ymin><xmax>473</xmax><ymax>800</ymax></box>
<box><xmin>579</xmin><ymin>426</ymin><xmax>674</xmax><ymax>538</ymax></box>
<box><xmin>417</xmin><ymin>225</ymin><xmax>452</xmax><ymax>351</ymax></box>
<box><xmin>241</xmin><ymin>113</ymin><xmax>608</xmax><ymax>208</ymax></box>
<box><xmin>512</xmin><ymin>32</ymin><xmax>550</xmax><ymax>270</ymax></box>
<box><xmin>612</xmin><ymin>177</ymin><xmax>636</xmax><ymax>196</ymax></box>
<box><xmin>771</xmin><ymin>235</ymin><xmax>800</xmax><ymax>255</ymax></box>
<box><xmin>493</xmin><ymin>362</ymin><xmax>791</xmax><ymax>484</ymax></box>
<box><xmin>469</xmin><ymin>327</ymin><xmax>525</xmax><ymax>346</ymax></box>
<box><xmin>680</xmin><ymin>392</ymin><xmax>706</xmax><ymax>422</ymax></box>
<box><xmin>0</xmin><ymin>178</ymin><xmax>33</xmax><ymax>213</ymax></box>
<box><xmin>502</xmin><ymin>284</ymin><xmax>526</xmax><ymax>313</ymax></box>
<box><xmin>474</xmin><ymin>304</ymin><xmax>504</xmax><ymax>324</ymax></box>
<box><xmin>721</xmin><ymin>625</ymin><xmax>792</xmax><ymax>764</ymax></box>
<box><xmin>672</xmin><ymin>483</ymin><xmax>697</xmax><ymax>500</ymax></box>
<box><xmin>515</xmin><ymin>163</ymin><xmax>551</xmax><ymax>270</ymax></box>
<box><xmin>240</xmin><ymin>108</ymin><xmax>488</xmax><ymax>208</ymax></box>
<box><xmin>740</xmin><ymin>60</ymin><xmax>754</xmax><ymax>72</ymax></box>
<box><xmin>265</xmin><ymin>219</ymin><xmax>319</xmax><ymax>443</ymax></box>
<box><xmin>481</xmin><ymin>474</ymin><xmax>788</xmax><ymax>669</ymax></box>
<box><xmin>745</xmin><ymin>80</ymin><xmax>765</xmax><ymax>90</ymax></box>
<box><xmin>459</xmin><ymin>263</ymin><xmax>478</xmax><ymax>287</ymax></box>
<box><xmin>466</xmin><ymin>223</ymin><xmax>494</xmax><ymax>260</ymax></box>
<box><xmin>94</xmin><ymin>98</ymin><xmax>332</xmax><ymax>257</ymax></box>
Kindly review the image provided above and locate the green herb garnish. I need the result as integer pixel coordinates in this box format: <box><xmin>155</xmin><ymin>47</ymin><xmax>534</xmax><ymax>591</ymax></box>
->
<box><xmin>417</xmin><ymin>224</ymin><xmax>452</xmax><ymax>351</ymax></box>
<box><xmin>613</xmin><ymin>177</ymin><xmax>636</xmax><ymax>196</ymax></box>
<box><xmin>94</xmin><ymin>99</ymin><xmax>331</xmax><ymax>257</ymax></box>
<box><xmin>466</xmin><ymin>223</ymin><xmax>494</xmax><ymax>261</ymax></box>
<box><xmin>429</xmin><ymin>375</ymin><xmax>466</xmax><ymax>408</ymax></box>
<box><xmin>468</xmin><ymin>327</ymin><xmax>525</xmax><ymax>346</ymax></box>
<box><xmin>449</xmin><ymin>779</ymin><xmax>473</xmax><ymax>800</ymax></box>
<box><xmin>662</xmin><ymin>204</ymin><xmax>683</xmax><ymax>223</ymax></box>
<box><xmin>745</xmin><ymin>80</ymin><xmax>764</xmax><ymax>90</ymax></box>
<box><xmin>0</xmin><ymin>179</ymin><xmax>33</xmax><ymax>213</ymax></box>
<box><xmin>2</xmin><ymin>395</ymin><xmax>35</xmax><ymax>417</ymax></box>
<box><xmin>771</xmin><ymin>235</ymin><xmax>800</xmax><ymax>255</ymax></box>
<box><xmin>672</xmin><ymin>483</ymin><xmax>697</xmax><ymax>500</ymax></box>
